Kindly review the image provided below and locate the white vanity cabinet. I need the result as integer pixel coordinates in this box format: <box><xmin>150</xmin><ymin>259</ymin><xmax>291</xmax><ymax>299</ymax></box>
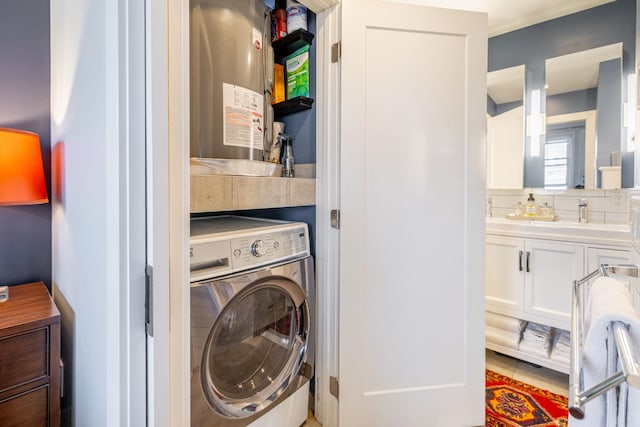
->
<box><xmin>586</xmin><ymin>246</ymin><xmax>634</xmax><ymax>273</ymax></box>
<box><xmin>486</xmin><ymin>235</ymin><xmax>583</xmax><ymax>329</ymax></box>
<box><xmin>586</xmin><ymin>246</ymin><xmax>640</xmax><ymax>309</ymax></box>
<box><xmin>485</xmin><ymin>218</ymin><xmax>631</xmax><ymax>373</ymax></box>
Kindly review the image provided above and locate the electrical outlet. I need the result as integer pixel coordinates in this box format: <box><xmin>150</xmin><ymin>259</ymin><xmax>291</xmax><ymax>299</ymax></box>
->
<box><xmin>611</xmin><ymin>191</ymin><xmax>627</xmax><ymax>211</ymax></box>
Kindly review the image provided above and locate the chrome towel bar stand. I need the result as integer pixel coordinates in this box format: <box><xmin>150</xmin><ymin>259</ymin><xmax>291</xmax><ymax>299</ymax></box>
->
<box><xmin>569</xmin><ymin>264</ymin><xmax>640</xmax><ymax>419</ymax></box>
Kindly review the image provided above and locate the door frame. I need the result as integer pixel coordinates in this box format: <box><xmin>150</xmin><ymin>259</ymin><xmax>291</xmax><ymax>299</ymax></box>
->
<box><xmin>166</xmin><ymin>0</ymin><xmax>192</xmax><ymax>425</ymax></box>
<box><xmin>145</xmin><ymin>0</ymin><xmax>172</xmax><ymax>425</ymax></box>
<box><xmin>314</xmin><ymin>4</ymin><xmax>341</xmax><ymax>427</ymax></box>
<box><xmin>157</xmin><ymin>1</ymin><xmax>341</xmax><ymax>424</ymax></box>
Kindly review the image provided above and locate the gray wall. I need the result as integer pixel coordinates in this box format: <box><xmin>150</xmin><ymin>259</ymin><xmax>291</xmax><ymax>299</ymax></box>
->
<box><xmin>489</xmin><ymin>0</ymin><xmax>636</xmax><ymax>188</ymax></box>
<box><xmin>0</xmin><ymin>1</ymin><xmax>51</xmax><ymax>289</ymax></box>
<box><xmin>546</xmin><ymin>88</ymin><xmax>597</xmax><ymax>117</ymax></box>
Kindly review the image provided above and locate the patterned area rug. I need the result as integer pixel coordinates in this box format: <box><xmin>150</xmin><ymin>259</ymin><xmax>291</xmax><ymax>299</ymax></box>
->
<box><xmin>486</xmin><ymin>370</ymin><xmax>568</xmax><ymax>427</ymax></box>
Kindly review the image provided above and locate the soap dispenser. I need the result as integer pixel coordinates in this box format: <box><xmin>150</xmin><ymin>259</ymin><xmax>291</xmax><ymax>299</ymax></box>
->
<box><xmin>526</xmin><ymin>193</ymin><xmax>536</xmax><ymax>217</ymax></box>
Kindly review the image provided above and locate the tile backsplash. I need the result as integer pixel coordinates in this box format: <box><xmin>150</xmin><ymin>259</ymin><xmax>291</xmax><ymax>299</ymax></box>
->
<box><xmin>486</xmin><ymin>188</ymin><xmax>640</xmax><ymax>225</ymax></box>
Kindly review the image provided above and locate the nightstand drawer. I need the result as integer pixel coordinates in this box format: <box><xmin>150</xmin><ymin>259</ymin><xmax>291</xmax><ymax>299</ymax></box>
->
<box><xmin>0</xmin><ymin>385</ymin><xmax>48</xmax><ymax>427</ymax></box>
<box><xmin>0</xmin><ymin>328</ymin><xmax>48</xmax><ymax>393</ymax></box>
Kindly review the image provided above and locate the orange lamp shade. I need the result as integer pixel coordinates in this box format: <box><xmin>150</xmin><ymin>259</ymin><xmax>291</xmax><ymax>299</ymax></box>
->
<box><xmin>0</xmin><ymin>128</ymin><xmax>48</xmax><ymax>205</ymax></box>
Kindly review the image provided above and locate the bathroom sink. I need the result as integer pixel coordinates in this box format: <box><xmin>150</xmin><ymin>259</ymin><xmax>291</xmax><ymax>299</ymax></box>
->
<box><xmin>486</xmin><ymin>217</ymin><xmax>629</xmax><ymax>243</ymax></box>
<box><xmin>190</xmin><ymin>158</ymin><xmax>283</xmax><ymax>177</ymax></box>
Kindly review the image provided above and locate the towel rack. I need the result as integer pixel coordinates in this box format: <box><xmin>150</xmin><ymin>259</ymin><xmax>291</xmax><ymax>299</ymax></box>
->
<box><xmin>570</xmin><ymin>264</ymin><xmax>640</xmax><ymax>419</ymax></box>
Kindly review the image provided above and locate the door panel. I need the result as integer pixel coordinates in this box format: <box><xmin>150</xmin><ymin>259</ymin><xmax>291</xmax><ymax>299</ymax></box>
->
<box><xmin>340</xmin><ymin>1</ymin><xmax>487</xmax><ymax>425</ymax></box>
<box><xmin>525</xmin><ymin>240</ymin><xmax>584</xmax><ymax>329</ymax></box>
<box><xmin>486</xmin><ymin>235</ymin><xmax>525</xmax><ymax>315</ymax></box>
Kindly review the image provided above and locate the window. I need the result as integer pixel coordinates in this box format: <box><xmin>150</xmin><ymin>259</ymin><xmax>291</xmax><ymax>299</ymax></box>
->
<box><xmin>544</xmin><ymin>134</ymin><xmax>571</xmax><ymax>189</ymax></box>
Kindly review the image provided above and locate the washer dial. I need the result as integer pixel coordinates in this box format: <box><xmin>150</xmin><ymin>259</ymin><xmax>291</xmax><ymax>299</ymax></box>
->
<box><xmin>251</xmin><ymin>240</ymin><xmax>268</xmax><ymax>257</ymax></box>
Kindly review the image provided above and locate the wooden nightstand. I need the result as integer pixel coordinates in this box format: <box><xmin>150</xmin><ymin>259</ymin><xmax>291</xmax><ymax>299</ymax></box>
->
<box><xmin>0</xmin><ymin>282</ymin><xmax>60</xmax><ymax>427</ymax></box>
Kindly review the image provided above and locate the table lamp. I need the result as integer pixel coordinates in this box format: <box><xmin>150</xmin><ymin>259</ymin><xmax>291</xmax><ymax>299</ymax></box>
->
<box><xmin>0</xmin><ymin>127</ymin><xmax>49</xmax><ymax>302</ymax></box>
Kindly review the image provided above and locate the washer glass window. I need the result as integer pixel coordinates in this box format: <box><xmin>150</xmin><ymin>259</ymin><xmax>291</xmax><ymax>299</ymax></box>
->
<box><xmin>202</xmin><ymin>284</ymin><xmax>306</xmax><ymax>417</ymax></box>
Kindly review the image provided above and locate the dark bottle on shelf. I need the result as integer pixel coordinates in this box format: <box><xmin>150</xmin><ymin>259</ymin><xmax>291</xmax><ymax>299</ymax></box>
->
<box><xmin>280</xmin><ymin>134</ymin><xmax>295</xmax><ymax>177</ymax></box>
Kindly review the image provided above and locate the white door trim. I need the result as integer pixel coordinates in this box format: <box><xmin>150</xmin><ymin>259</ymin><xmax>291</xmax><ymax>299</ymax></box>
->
<box><xmin>168</xmin><ymin>0</ymin><xmax>192</xmax><ymax>425</ymax></box>
<box><xmin>106</xmin><ymin>0</ymin><xmax>148</xmax><ymax>424</ymax></box>
<box><xmin>145</xmin><ymin>0</ymin><xmax>171</xmax><ymax>425</ymax></box>
<box><xmin>314</xmin><ymin>4</ymin><xmax>341</xmax><ymax>427</ymax></box>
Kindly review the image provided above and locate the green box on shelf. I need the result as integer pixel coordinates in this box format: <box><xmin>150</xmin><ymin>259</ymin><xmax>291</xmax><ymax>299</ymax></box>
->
<box><xmin>286</xmin><ymin>45</ymin><xmax>310</xmax><ymax>99</ymax></box>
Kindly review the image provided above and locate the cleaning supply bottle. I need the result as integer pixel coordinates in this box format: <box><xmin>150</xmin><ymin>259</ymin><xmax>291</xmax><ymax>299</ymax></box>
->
<box><xmin>526</xmin><ymin>193</ymin><xmax>536</xmax><ymax>217</ymax></box>
<box><xmin>281</xmin><ymin>134</ymin><xmax>295</xmax><ymax>177</ymax></box>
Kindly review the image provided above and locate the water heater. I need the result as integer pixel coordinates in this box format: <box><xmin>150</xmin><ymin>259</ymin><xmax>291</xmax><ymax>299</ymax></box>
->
<box><xmin>190</xmin><ymin>0</ymin><xmax>274</xmax><ymax>160</ymax></box>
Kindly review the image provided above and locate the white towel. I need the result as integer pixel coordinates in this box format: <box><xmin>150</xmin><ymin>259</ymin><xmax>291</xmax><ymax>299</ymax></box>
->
<box><xmin>485</xmin><ymin>325</ymin><xmax>521</xmax><ymax>350</ymax></box>
<box><xmin>522</xmin><ymin>322</ymin><xmax>552</xmax><ymax>352</ymax></box>
<box><xmin>519</xmin><ymin>339</ymin><xmax>551</xmax><ymax>357</ymax></box>
<box><xmin>486</xmin><ymin>312</ymin><xmax>527</xmax><ymax>333</ymax></box>
<box><xmin>551</xmin><ymin>330</ymin><xmax>571</xmax><ymax>361</ymax></box>
<box><xmin>570</xmin><ymin>276</ymin><xmax>640</xmax><ymax>427</ymax></box>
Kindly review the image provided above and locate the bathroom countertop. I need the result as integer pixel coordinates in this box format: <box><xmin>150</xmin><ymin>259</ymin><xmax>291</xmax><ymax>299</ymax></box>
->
<box><xmin>485</xmin><ymin>217</ymin><xmax>630</xmax><ymax>247</ymax></box>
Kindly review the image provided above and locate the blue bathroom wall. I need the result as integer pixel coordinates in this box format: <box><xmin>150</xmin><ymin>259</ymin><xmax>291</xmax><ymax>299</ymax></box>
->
<box><xmin>489</xmin><ymin>0</ymin><xmax>636</xmax><ymax>188</ymax></box>
<box><xmin>0</xmin><ymin>1</ymin><xmax>52</xmax><ymax>289</ymax></box>
<box><xmin>546</xmin><ymin>88</ymin><xmax>598</xmax><ymax>117</ymax></box>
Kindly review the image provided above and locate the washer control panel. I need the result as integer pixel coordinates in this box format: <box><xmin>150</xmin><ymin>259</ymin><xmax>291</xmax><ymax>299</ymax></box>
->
<box><xmin>229</xmin><ymin>225</ymin><xmax>308</xmax><ymax>271</ymax></box>
<box><xmin>190</xmin><ymin>216</ymin><xmax>310</xmax><ymax>282</ymax></box>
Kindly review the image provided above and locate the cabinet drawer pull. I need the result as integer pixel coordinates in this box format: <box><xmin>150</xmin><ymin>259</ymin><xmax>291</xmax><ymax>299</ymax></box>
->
<box><xmin>518</xmin><ymin>251</ymin><xmax>523</xmax><ymax>271</ymax></box>
<box><xmin>526</xmin><ymin>251</ymin><xmax>531</xmax><ymax>272</ymax></box>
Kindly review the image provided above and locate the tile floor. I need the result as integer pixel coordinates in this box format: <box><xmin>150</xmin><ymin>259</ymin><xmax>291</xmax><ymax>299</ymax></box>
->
<box><xmin>486</xmin><ymin>349</ymin><xmax>570</xmax><ymax>397</ymax></box>
<box><xmin>303</xmin><ymin>412</ymin><xmax>322</xmax><ymax>427</ymax></box>
<box><xmin>302</xmin><ymin>350</ymin><xmax>569</xmax><ymax>427</ymax></box>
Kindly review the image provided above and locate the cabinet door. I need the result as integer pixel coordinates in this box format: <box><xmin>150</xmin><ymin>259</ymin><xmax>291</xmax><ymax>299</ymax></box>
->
<box><xmin>339</xmin><ymin>1</ymin><xmax>487</xmax><ymax>425</ymax></box>
<box><xmin>486</xmin><ymin>235</ymin><xmax>525</xmax><ymax>316</ymax></box>
<box><xmin>524</xmin><ymin>240</ymin><xmax>584</xmax><ymax>329</ymax></box>
<box><xmin>587</xmin><ymin>247</ymin><xmax>634</xmax><ymax>274</ymax></box>
<box><xmin>587</xmin><ymin>247</ymin><xmax>639</xmax><ymax>308</ymax></box>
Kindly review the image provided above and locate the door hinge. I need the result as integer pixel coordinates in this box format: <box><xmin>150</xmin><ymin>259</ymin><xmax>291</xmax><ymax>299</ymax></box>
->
<box><xmin>331</xmin><ymin>41</ymin><xmax>341</xmax><ymax>63</ymax></box>
<box><xmin>329</xmin><ymin>376</ymin><xmax>339</xmax><ymax>400</ymax></box>
<box><xmin>60</xmin><ymin>359</ymin><xmax>65</xmax><ymax>398</ymax></box>
<box><xmin>145</xmin><ymin>264</ymin><xmax>154</xmax><ymax>337</ymax></box>
<box><xmin>299</xmin><ymin>362</ymin><xmax>313</xmax><ymax>379</ymax></box>
<box><xmin>330</xmin><ymin>209</ymin><xmax>340</xmax><ymax>229</ymax></box>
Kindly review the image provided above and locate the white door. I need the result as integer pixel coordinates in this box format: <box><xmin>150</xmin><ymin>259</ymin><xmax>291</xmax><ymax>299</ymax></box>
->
<box><xmin>487</xmin><ymin>106</ymin><xmax>524</xmax><ymax>189</ymax></box>
<box><xmin>339</xmin><ymin>1</ymin><xmax>487</xmax><ymax>425</ymax></box>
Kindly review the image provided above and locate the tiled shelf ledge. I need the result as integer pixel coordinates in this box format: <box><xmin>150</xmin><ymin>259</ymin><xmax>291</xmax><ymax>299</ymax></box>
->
<box><xmin>191</xmin><ymin>175</ymin><xmax>316</xmax><ymax>213</ymax></box>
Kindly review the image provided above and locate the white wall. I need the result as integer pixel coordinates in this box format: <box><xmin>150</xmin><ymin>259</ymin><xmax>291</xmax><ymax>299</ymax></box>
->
<box><xmin>50</xmin><ymin>1</ymin><xmax>146</xmax><ymax>425</ymax></box>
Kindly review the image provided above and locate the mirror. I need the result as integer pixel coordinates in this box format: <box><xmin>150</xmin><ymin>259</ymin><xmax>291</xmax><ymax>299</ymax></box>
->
<box><xmin>487</xmin><ymin>0</ymin><xmax>635</xmax><ymax>190</ymax></box>
<box><xmin>486</xmin><ymin>65</ymin><xmax>525</xmax><ymax>189</ymax></box>
<box><xmin>538</xmin><ymin>43</ymin><xmax>622</xmax><ymax>190</ymax></box>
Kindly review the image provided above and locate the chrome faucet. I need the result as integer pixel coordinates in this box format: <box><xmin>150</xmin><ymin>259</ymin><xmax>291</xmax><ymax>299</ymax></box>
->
<box><xmin>578</xmin><ymin>199</ymin><xmax>588</xmax><ymax>223</ymax></box>
<box><xmin>486</xmin><ymin>197</ymin><xmax>493</xmax><ymax>218</ymax></box>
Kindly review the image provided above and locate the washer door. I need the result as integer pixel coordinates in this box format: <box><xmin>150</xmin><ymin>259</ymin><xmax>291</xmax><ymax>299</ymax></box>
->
<box><xmin>201</xmin><ymin>278</ymin><xmax>309</xmax><ymax>418</ymax></box>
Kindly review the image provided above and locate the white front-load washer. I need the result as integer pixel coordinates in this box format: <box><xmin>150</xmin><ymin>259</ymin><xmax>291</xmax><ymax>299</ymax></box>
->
<box><xmin>190</xmin><ymin>216</ymin><xmax>314</xmax><ymax>427</ymax></box>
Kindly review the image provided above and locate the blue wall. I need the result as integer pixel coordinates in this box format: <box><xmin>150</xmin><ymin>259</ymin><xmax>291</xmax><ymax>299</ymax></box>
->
<box><xmin>546</xmin><ymin>88</ymin><xmax>597</xmax><ymax>117</ymax></box>
<box><xmin>0</xmin><ymin>1</ymin><xmax>51</xmax><ymax>289</ymax></box>
<box><xmin>489</xmin><ymin>0</ymin><xmax>636</xmax><ymax>188</ymax></box>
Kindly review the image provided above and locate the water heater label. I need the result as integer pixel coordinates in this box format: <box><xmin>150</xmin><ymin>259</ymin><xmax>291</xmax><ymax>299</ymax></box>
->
<box><xmin>252</xmin><ymin>28</ymin><xmax>262</xmax><ymax>50</ymax></box>
<box><xmin>222</xmin><ymin>83</ymin><xmax>264</xmax><ymax>150</ymax></box>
